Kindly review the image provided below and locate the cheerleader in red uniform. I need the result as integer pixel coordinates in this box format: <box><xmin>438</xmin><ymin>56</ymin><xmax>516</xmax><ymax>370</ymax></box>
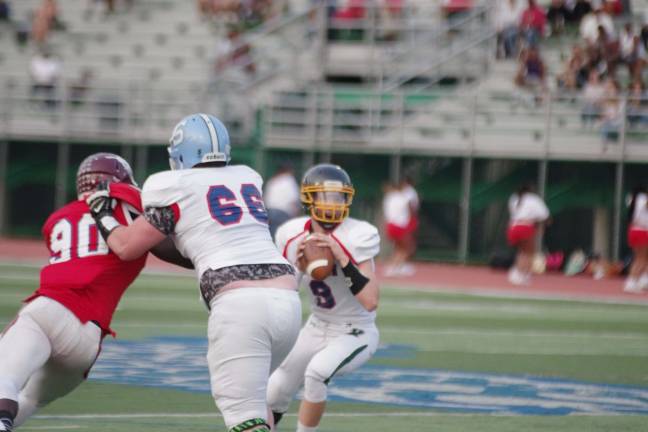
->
<box><xmin>507</xmin><ymin>185</ymin><xmax>550</xmax><ymax>285</ymax></box>
<box><xmin>625</xmin><ymin>186</ymin><xmax>648</xmax><ymax>293</ymax></box>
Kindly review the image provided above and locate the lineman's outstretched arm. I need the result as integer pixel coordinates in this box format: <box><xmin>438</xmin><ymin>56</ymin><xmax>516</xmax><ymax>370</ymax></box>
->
<box><xmin>86</xmin><ymin>189</ymin><xmax>166</xmax><ymax>261</ymax></box>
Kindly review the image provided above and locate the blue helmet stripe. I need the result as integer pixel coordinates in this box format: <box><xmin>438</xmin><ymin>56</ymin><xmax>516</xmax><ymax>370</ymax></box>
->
<box><xmin>198</xmin><ymin>113</ymin><xmax>220</xmax><ymax>155</ymax></box>
<box><xmin>210</xmin><ymin>116</ymin><xmax>231</xmax><ymax>151</ymax></box>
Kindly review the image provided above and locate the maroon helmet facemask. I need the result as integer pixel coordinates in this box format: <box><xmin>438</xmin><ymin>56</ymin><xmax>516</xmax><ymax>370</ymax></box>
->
<box><xmin>76</xmin><ymin>153</ymin><xmax>136</xmax><ymax>198</ymax></box>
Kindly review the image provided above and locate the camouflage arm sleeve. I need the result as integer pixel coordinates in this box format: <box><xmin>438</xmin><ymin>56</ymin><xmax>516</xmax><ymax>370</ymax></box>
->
<box><xmin>144</xmin><ymin>206</ymin><xmax>177</xmax><ymax>235</ymax></box>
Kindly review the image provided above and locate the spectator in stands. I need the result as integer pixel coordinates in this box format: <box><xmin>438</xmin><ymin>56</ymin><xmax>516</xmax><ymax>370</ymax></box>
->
<box><xmin>238</xmin><ymin>0</ymin><xmax>272</xmax><ymax>30</ymax></box>
<box><xmin>599</xmin><ymin>77</ymin><xmax>622</xmax><ymax>141</ymax></box>
<box><xmin>557</xmin><ymin>44</ymin><xmax>587</xmax><ymax>91</ymax></box>
<box><xmin>620</xmin><ymin>22</ymin><xmax>637</xmax><ymax>59</ymax></box>
<box><xmin>441</xmin><ymin>0</ymin><xmax>474</xmax><ymax>25</ymax></box>
<box><xmin>581</xmin><ymin>69</ymin><xmax>605</xmax><ymax>126</ymax></box>
<box><xmin>620</xmin><ymin>23</ymin><xmax>646</xmax><ymax>82</ymax></box>
<box><xmin>14</xmin><ymin>13</ymin><xmax>31</xmax><ymax>49</ymax></box>
<box><xmin>264</xmin><ymin>164</ymin><xmax>300</xmax><ymax>239</ymax></box>
<box><xmin>329</xmin><ymin>0</ymin><xmax>366</xmax><ymax>40</ymax></box>
<box><xmin>495</xmin><ymin>0</ymin><xmax>524</xmax><ymax>59</ymax></box>
<box><xmin>603</xmin><ymin>0</ymin><xmax>623</xmax><ymax>16</ymax></box>
<box><xmin>546</xmin><ymin>0</ymin><xmax>569</xmax><ymax>36</ymax></box>
<box><xmin>519</xmin><ymin>0</ymin><xmax>546</xmax><ymax>48</ymax></box>
<box><xmin>377</xmin><ymin>0</ymin><xmax>404</xmax><ymax>41</ymax></box>
<box><xmin>626</xmin><ymin>80</ymin><xmax>648</xmax><ymax>128</ymax></box>
<box><xmin>31</xmin><ymin>0</ymin><xmax>64</xmax><ymax>45</ymax></box>
<box><xmin>0</xmin><ymin>0</ymin><xmax>10</xmax><ymax>22</ymax></box>
<box><xmin>514</xmin><ymin>46</ymin><xmax>546</xmax><ymax>96</ymax></box>
<box><xmin>507</xmin><ymin>184</ymin><xmax>550</xmax><ymax>286</ymax></box>
<box><xmin>29</xmin><ymin>48</ymin><xmax>61</xmax><ymax>108</ymax></box>
<box><xmin>198</xmin><ymin>0</ymin><xmax>211</xmax><ymax>18</ymax></box>
<box><xmin>625</xmin><ymin>185</ymin><xmax>648</xmax><ymax>293</ymax></box>
<box><xmin>595</xmin><ymin>25</ymin><xmax>620</xmax><ymax>77</ymax></box>
<box><xmin>568</xmin><ymin>0</ymin><xmax>592</xmax><ymax>25</ymax></box>
<box><xmin>580</xmin><ymin>6</ymin><xmax>615</xmax><ymax>47</ymax></box>
<box><xmin>68</xmin><ymin>68</ymin><xmax>94</xmax><ymax>107</ymax></box>
<box><xmin>108</xmin><ymin>0</ymin><xmax>134</xmax><ymax>14</ymax></box>
<box><xmin>214</xmin><ymin>27</ymin><xmax>256</xmax><ymax>78</ymax></box>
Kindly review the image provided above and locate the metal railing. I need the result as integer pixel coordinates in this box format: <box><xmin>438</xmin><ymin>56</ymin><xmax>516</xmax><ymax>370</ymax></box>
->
<box><xmin>0</xmin><ymin>79</ymin><xmax>247</xmax><ymax>144</ymax></box>
<box><xmin>263</xmin><ymin>87</ymin><xmax>648</xmax><ymax>163</ymax></box>
<box><xmin>322</xmin><ymin>1</ymin><xmax>496</xmax><ymax>89</ymax></box>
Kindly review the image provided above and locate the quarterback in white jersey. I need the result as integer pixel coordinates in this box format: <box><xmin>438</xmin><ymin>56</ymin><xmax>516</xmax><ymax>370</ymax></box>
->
<box><xmin>85</xmin><ymin>114</ymin><xmax>301</xmax><ymax>432</ymax></box>
<box><xmin>267</xmin><ymin>164</ymin><xmax>380</xmax><ymax>432</ymax></box>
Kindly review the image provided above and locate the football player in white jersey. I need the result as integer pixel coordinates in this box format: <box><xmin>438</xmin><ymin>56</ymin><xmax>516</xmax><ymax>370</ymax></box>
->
<box><xmin>267</xmin><ymin>164</ymin><xmax>380</xmax><ymax>432</ymax></box>
<box><xmin>85</xmin><ymin>114</ymin><xmax>302</xmax><ymax>432</ymax></box>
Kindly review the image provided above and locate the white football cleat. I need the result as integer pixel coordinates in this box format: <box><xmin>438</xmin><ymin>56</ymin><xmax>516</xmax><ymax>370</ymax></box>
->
<box><xmin>624</xmin><ymin>278</ymin><xmax>643</xmax><ymax>294</ymax></box>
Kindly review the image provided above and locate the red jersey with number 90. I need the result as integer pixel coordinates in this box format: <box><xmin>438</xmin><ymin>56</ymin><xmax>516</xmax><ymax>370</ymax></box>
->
<box><xmin>26</xmin><ymin>183</ymin><xmax>145</xmax><ymax>336</ymax></box>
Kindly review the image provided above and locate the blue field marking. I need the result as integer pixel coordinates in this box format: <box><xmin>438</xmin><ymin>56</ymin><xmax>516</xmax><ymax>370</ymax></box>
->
<box><xmin>90</xmin><ymin>338</ymin><xmax>648</xmax><ymax>415</ymax></box>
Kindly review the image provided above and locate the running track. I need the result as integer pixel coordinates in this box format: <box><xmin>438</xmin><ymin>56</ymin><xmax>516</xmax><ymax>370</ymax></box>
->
<box><xmin>2</xmin><ymin>237</ymin><xmax>647</xmax><ymax>305</ymax></box>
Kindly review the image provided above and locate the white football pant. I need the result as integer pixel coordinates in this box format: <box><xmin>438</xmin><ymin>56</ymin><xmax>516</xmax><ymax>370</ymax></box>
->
<box><xmin>267</xmin><ymin>315</ymin><xmax>379</xmax><ymax>413</ymax></box>
<box><xmin>207</xmin><ymin>288</ymin><xmax>301</xmax><ymax>429</ymax></box>
<box><xmin>0</xmin><ymin>297</ymin><xmax>102</xmax><ymax>426</ymax></box>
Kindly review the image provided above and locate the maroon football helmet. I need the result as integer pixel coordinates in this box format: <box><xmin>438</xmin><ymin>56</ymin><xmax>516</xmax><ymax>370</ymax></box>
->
<box><xmin>76</xmin><ymin>152</ymin><xmax>136</xmax><ymax>198</ymax></box>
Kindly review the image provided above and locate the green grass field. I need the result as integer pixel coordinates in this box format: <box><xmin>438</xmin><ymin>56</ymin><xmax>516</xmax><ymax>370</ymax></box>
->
<box><xmin>1</xmin><ymin>262</ymin><xmax>648</xmax><ymax>431</ymax></box>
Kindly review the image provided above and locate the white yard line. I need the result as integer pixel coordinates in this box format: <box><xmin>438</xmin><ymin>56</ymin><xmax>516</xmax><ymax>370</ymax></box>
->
<box><xmin>388</xmin><ymin>284</ymin><xmax>648</xmax><ymax>306</ymax></box>
<box><xmin>31</xmin><ymin>411</ymin><xmax>632</xmax><ymax>420</ymax></box>
<box><xmin>32</xmin><ymin>412</ymin><xmax>504</xmax><ymax>420</ymax></box>
<box><xmin>22</xmin><ymin>426</ymin><xmax>83</xmax><ymax>430</ymax></box>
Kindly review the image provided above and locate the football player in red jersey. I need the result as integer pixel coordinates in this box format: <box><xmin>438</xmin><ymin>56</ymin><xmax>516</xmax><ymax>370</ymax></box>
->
<box><xmin>0</xmin><ymin>153</ymin><xmax>190</xmax><ymax>432</ymax></box>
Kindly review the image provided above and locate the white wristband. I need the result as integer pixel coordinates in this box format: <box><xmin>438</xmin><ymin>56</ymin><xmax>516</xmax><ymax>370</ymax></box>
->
<box><xmin>100</xmin><ymin>215</ymin><xmax>120</xmax><ymax>233</ymax></box>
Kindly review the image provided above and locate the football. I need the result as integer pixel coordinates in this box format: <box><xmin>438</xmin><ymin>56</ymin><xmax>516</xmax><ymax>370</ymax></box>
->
<box><xmin>303</xmin><ymin>236</ymin><xmax>335</xmax><ymax>281</ymax></box>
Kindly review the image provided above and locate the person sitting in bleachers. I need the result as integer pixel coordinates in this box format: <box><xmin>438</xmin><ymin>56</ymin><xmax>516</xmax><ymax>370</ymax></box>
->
<box><xmin>626</xmin><ymin>80</ymin><xmax>648</xmax><ymax>128</ymax></box>
<box><xmin>568</xmin><ymin>0</ymin><xmax>592</xmax><ymax>26</ymax></box>
<box><xmin>620</xmin><ymin>23</ymin><xmax>646</xmax><ymax>82</ymax></box>
<box><xmin>557</xmin><ymin>44</ymin><xmax>588</xmax><ymax>91</ymax></box>
<box><xmin>546</xmin><ymin>0</ymin><xmax>569</xmax><ymax>36</ymax></box>
<box><xmin>31</xmin><ymin>0</ymin><xmax>65</xmax><ymax>45</ymax></box>
<box><xmin>441</xmin><ymin>0</ymin><xmax>474</xmax><ymax>25</ymax></box>
<box><xmin>581</xmin><ymin>69</ymin><xmax>605</xmax><ymax>126</ymax></box>
<box><xmin>599</xmin><ymin>76</ymin><xmax>622</xmax><ymax>141</ymax></box>
<box><xmin>602</xmin><ymin>0</ymin><xmax>623</xmax><ymax>16</ymax></box>
<box><xmin>580</xmin><ymin>6</ymin><xmax>615</xmax><ymax>47</ymax></box>
<box><xmin>29</xmin><ymin>48</ymin><xmax>61</xmax><ymax>108</ymax></box>
<box><xmin>495</xmin><ymin>0</ymin><xmax>524</xmax><ymax>59</ymax></box>
<box><xmin>594</xmin><ymin>24</ymin><xmax>620</xmax><ymax>77</ymax></box>
<box><xmin>519</xmin><ymin>0</ymin><xmax>546</xmax><ymax>48</ymax></box>
<box><xmin>514</xmin><ymin>46</ymin><xmax>546</xmax><ymax>95</ymax></box>
<box><xmin>0</xmin><ymin>0</ymin><xmax>10</xmax><ymax>22</ymax></box>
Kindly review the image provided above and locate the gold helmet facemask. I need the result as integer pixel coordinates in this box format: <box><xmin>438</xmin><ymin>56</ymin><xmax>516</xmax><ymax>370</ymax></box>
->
<box><xmin>301</xmin><ymin>181</ymin><xmax>355</xmax><ymax>225</ymax></box>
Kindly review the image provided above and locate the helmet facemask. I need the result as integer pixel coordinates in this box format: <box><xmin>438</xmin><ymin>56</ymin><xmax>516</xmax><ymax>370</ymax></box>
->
<box><xmin>76</xmin><ymin>153</ymin><xmax>136</xmax><ymax>199</ymax></box>
<box><xmin>301</xmin><ymin>181</ymin><xmax>354</xmax><ymax>227</ymax></box>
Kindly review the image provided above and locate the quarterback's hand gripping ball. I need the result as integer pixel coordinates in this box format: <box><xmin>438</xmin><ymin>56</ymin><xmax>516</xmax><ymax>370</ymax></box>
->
<box><xmin>302</xmin><ymin>235</ymin><xmax>335</xmax><ymax>281</ymax></box>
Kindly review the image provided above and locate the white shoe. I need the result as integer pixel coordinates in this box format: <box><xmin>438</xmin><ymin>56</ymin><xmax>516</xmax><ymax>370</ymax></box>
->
<box><xmin>383</xmin><ymin>266</ymin><xmax>398</xmax><ymax>277</ymax></box>
<box><xmin>398</xmin><ymin>263</ymin><xmax>416</xmax><ymax>276</ymax></box>
<box><xmin>624</xmin><ymin>278</ymin><xmax>643</xmax><ymax>294</ymax></box>
<box><xmin>508</xmin><ymin>267</ymin><xmax>527</xmax><ymax>285</ymax></box>
<box><xmin>638</xmin><ymin>274</ymin><xmax>648</xmax><ymax>290</ymax></box>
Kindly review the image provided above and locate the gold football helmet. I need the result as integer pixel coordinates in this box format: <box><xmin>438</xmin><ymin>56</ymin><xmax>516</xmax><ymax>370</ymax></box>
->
<box><xmin>301</xmin><ymin>164</ymin><xmax>354</xmax><ymax>227</ymax></box>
